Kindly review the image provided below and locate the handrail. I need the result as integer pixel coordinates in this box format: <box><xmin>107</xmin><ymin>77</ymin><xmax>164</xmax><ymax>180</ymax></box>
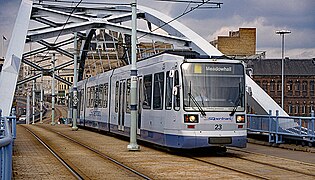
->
<box><xmin>0</xmin><ymin>109</ymin><xmax>16</xmax><ymax>180</ymax></box>
<box><xmin>247</xmin><ymin>110</ymin><xmax>315</xmax><ymax>144</ymax></box>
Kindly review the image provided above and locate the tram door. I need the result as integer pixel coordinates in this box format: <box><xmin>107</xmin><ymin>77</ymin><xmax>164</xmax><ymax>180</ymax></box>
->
<box><xmin>118</xmin><ymin>80</ymin><xmax>126</xmax><ymax>131</ymax></box>
<box><xmin>137</xmin><ymin>77</ymin><xmax>143</xmax><ymax>135</ymax></box>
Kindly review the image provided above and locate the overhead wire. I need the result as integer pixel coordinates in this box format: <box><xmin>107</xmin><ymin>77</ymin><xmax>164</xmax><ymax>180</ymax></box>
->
<box><xmin>138</xmin><ymin>0</ymin><xmax>216</xmax><ymax>40</ymax></box>
<box><xmin>36</xmin><ymin>0</ymin><xmax>83</xmax><ymax>64</ymax></box>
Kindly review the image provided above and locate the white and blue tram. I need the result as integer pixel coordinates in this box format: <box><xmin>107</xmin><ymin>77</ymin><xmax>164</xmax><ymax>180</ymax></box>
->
<box><xmin>74</xmin><ymin>52</ymin><xmax>247</xmax><ymax>149</ymax></box>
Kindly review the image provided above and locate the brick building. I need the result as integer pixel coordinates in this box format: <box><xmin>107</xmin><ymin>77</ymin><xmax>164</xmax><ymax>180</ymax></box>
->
<box><xmin>246</xmin><ymin>58</ymin><xmax>315</xmax><ymax>116</ymax></box>
<box><xmin>211</xmin><ymin>28</ymin><xmax>256</xmax><ymax>58</ymax></box>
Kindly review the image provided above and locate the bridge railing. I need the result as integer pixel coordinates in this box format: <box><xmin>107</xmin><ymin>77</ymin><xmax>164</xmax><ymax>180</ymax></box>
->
<box><xmin>247</xmin><ymin>110</ymin><xmax>315</xmax><ymax>145</ymax></box>
<box><xmin>0</xmin><ymin>109</ymin><xmax>16</xmax><ymax>180</ymax></box>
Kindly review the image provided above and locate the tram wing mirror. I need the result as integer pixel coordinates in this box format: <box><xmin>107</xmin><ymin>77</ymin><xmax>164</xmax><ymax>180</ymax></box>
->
<box><xmin>173</xmin><ymin>85</ymin><xmax>179</xmax><ymax>96</ymax></box>
<box><xmin>169</xmin><ymin>70</ymin><xmax>174</xmax><ymax>78</ymax></box>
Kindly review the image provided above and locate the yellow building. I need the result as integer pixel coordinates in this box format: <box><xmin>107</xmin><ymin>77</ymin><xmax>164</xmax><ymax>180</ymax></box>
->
<box><xmin>211</xmin><ymin>28</ymin><xmax>256</xmax><ymax>58</ymax></box>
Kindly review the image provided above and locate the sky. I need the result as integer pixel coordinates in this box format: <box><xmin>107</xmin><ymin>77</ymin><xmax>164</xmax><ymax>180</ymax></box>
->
<box><xmin>0</xmin><ymin>0</ymin><xmax>314</xmax><ymax>59</ymax></box>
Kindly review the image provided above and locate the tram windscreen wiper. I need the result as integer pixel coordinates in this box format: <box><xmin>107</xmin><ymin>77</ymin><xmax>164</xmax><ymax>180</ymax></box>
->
<box><xmin>188</xmin><ymin>93</ymin><xmax>206</xmax><ymax>117</ymax></box>
<box><xmin>188</xmin><ymin>81</ymin><xmax>206</xmax><ymax>117</ymax></box>
<box><xmin>230</xmin><ymin>83</ymin><xmax>243</xmax><ymax>116</ymax></box>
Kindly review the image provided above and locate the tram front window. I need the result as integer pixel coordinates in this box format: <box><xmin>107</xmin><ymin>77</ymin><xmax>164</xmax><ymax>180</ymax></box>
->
<box><xmin>182</xmin><ymin>63</ymin><xmax>245</xmax><ymax>112</ymax></box>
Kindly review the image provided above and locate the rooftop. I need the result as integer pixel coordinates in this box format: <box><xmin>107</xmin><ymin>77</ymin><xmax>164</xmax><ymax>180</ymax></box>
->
<box><xmin>245</xmin><ymin>58</ymin><xmax>315</xmax><ymax>76</ymax></box>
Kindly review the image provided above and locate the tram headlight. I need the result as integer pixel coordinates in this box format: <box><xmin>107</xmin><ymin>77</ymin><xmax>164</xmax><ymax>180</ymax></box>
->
<box><xmin>184</xmin><ymin>114</ymin><xmax>199</xmax><ymax>123</ymax></box>
<box><xmin>236</xmin><ymin>115</ymin><xmax>245</xmax><ymax>123</ymax></box>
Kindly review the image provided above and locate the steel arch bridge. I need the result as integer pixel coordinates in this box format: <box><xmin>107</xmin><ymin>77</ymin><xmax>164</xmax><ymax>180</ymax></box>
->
<box><xmin>0</xmin><ymin>0</ymin><xmax>287</xmax><ymax>118</ymax></box>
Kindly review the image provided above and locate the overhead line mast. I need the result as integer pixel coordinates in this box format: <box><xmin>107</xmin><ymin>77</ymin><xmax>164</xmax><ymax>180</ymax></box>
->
<box><xmin>127</xmin><ymin>0</ymin><xmax>140</xmax><ymax>151</ymax></box>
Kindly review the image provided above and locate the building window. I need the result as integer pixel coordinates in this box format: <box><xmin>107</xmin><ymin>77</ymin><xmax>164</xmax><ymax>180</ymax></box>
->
<box><xmin>295</xmin><ymin>104</ymin><xmax>299</xmax><ymax>114</ymax></box>
<box><xmin>295</xmin><ymin>81</ymin><xmax>300</xmax><ymax>96</ymax></box>
<box><xmin>287</xmin><ymin>80</ymin><xmax>293</xmax><ymax>96</ymax></box>
<box><xmin>302</xmin><ymin>104</ymin><xmax>306</xmax><ymax>115</ymax></box>
<box><xmin>269</xmin><ymin>80</ymin><xmax>275</xmax><ymax>96</ymax></box>
<box><xmin>262</xmin><ymin>81</ymin><xmax>268</xmax><ymax>92</ymax></box>
<box><xmin>310</xmin><ymin>81</ymin><xmax>314</xmax><ymax>96</ymax></box>
<box><xmin>288</xmin><ymin>103</ymin><xmax>293</xmax><ymax>114</ymax></box>
<box><xmin>277</xmin><ymin>81</ymin><xmax>281</xmax><ymax>91</ymax></box>
<box><xmin>302</xmin><ymin>81</ymin><xmax>308</xmax><ymax>91</ymax></box>
<box><xmin>309</xmin><ymin>102</ymin><xmax>314</xmax><ymax>115</ymax></box>
<box><xmin>270</xmin><ymin>81</ymin><xmax>275</xmax><ymax>91</ymax></box>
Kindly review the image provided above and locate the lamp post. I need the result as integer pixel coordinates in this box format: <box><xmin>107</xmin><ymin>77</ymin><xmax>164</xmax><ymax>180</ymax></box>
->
<box><xmin>275</xmin><ymin>30</ymin><xmax>291</xmax><ymax>109</ymax></box>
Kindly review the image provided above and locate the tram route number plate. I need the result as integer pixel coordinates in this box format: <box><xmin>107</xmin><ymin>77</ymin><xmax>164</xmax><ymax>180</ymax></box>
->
<box><xmin>214</xmin><ymin>124</ymin><xmax>223</xmax><ymax>130</ymax></box>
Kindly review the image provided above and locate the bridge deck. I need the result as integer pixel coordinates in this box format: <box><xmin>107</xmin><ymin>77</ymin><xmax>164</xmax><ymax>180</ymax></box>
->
<box><xmin>12</xmin><ymin>123</ymin><xmax>315</xmax><ymax>179</ymax></box>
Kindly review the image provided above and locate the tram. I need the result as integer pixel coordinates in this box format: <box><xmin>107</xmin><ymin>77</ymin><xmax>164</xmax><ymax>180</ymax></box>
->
<box><xmin>72</xmin><ymin>51</ymin><xmax>247</xmax><ymax>149</ymax></box>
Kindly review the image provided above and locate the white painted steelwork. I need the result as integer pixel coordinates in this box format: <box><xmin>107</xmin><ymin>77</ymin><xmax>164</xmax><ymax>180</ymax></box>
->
<box><xmin>0</xmin><ymin>0</ymin><xmax>32</xmax><ymax>116</ymax></box>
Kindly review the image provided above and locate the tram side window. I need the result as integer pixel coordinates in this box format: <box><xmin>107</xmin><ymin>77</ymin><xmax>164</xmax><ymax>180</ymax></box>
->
<box><xmin>153</xmin><ymin>72</ymin><xmax>164</xmax><ymax>110</ymax></box>
<box><xmin>87</xmin><ymin>87</ymin><xmax>91</xmax><ymax>108</ymax></box>
<box><xmin>104</xmin><ymin>83</ymin><xmax>108</xmax><ymax>108</ymax></box>
<box><xmin>126</xmin><ymin>79</ymin><xmax>131</xmax><ymax>113</ymax></box>
<box><xmin>99</xmin><ymin>84</ymin><xmax>104</xmax><ymax>108</ymax></box>
<box><xmin>115</xmin><ymin>81</ymin><xmax>119</xmax><ymax>113</ymax></box>
<box><xmin>77</xmin><ymin>90</ymin><xmax>81</xmax><ymax>111</ymax></box>
<box><xmin>143</xmin><ymin>75</ymin><xmax>152</xmax><ymax>109</ymax></box>
<box><xmin>95</xmin><ymin>85</ymin><xmax>100</xmax><ymax>108</ymax></box>
<box><xmin>174</xmin><ymin>70</ymin><xmax>180</xmax><ymax>110</ymax></box>
<box><xmin>165</xmin><ymin>71</ymin><xmax>173</xmax><ymax>110</ymax></box>
<box><xmin>80</xmin><ymin>89</ymin><xmax>84</xmax><ymax>111</ymax></box>
<box><xmin>91</xmin><ymin>86</ymin><xmax>95</xmax><ymax>108</ymax></box>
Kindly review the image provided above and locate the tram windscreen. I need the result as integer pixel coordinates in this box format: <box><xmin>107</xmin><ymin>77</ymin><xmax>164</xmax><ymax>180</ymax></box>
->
<box><xmin>182</xmin><ymin>63</ymin><xmax>245</xmax><ymax>112</ymax></box>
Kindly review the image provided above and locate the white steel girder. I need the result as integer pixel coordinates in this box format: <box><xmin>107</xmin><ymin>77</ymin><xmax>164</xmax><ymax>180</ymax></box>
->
<box><xmin>0</xmin><ymin>0</ymin><xmax>32</xmax><ymax>116</ymax></box>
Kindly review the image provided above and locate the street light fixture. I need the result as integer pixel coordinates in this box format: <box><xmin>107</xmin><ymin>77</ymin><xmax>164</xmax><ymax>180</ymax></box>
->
<box><xmin>275</xmin><ymin>30</ymin><xmax>291</xmax><ymax>109</ymax></box>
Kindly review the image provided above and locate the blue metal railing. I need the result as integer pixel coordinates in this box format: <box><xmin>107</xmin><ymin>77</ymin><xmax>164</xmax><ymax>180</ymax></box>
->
<box><xmin>0</xmin><ymin>109</ymin><xmax>16</xmax><ymax>180</ymax></box>
<box><xmin>247</xmin><ymin>110</ymin><xmax>315</xmax><ymax>144</ymax></box>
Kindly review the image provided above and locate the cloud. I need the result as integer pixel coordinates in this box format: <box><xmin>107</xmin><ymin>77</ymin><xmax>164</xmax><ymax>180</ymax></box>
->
<box><xmin>265</xmin><ymin>48</ymin><xmax>315</xmax><ymax>59</ymax></box>
<box><xmin>0</xmin><ymin>0</ymin><xmax>21</xmax><ymax>38</ymax></box>
<box><xmin>1</xmin><ymin>0</ymin><xmax>314</xmax><ymax>59</ymax></box>
<box><xmin>206</xmin><ymin>16</ymin><xmax>315</xmax><ymax>58</ymax></box>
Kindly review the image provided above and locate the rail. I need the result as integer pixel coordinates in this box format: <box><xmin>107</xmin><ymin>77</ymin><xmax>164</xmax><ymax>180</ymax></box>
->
<box><xmin>0</xmin><ymin>109</ymin><xmax>17</xmax><ymax>180</ymax></box>
<box><xmin>247</xmin><ymin>110</ymin><xmax>315</xmax><ymax>145</ymax></box>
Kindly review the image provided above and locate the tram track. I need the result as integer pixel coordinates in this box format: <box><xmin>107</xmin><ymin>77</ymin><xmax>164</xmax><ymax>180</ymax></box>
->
<box><xmin>184</xmin><ymin>148</ymin><xmax>315</xmax><ymax>180</ymax></box>
<box><xmin>188</xmin><ymin>156</ymin><xmax>270</xmax><ymax>179</ymax></box>
<box><xmin>28</xmin><ymin>105</ymin><xmax>314</xmax><ymax>179</ymax></box>
<box><xmin>228</xmin><ymin>147</ymin><xmax>315</xmax><ymax>176</ymax></box>
<box><xmin>24</xmin><ymin>127</ymin><xmax>84</xmax><ymax>180</ymax></box>
<box><xmin>22</xmin><ymin>124</ymin><xmax>151</xmax><ymax>180</ymax></box>
<box><xmin>42</xmin><ymin>125</ymin><xmax>152</xmax><ymax>179</ymax></box>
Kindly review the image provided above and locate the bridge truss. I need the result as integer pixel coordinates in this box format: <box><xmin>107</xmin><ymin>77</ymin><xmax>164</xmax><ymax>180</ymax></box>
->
<box><xmin>0</xmin><ymin>0</ymin><xmax>287</xmax><ymax>118</ymax></box>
